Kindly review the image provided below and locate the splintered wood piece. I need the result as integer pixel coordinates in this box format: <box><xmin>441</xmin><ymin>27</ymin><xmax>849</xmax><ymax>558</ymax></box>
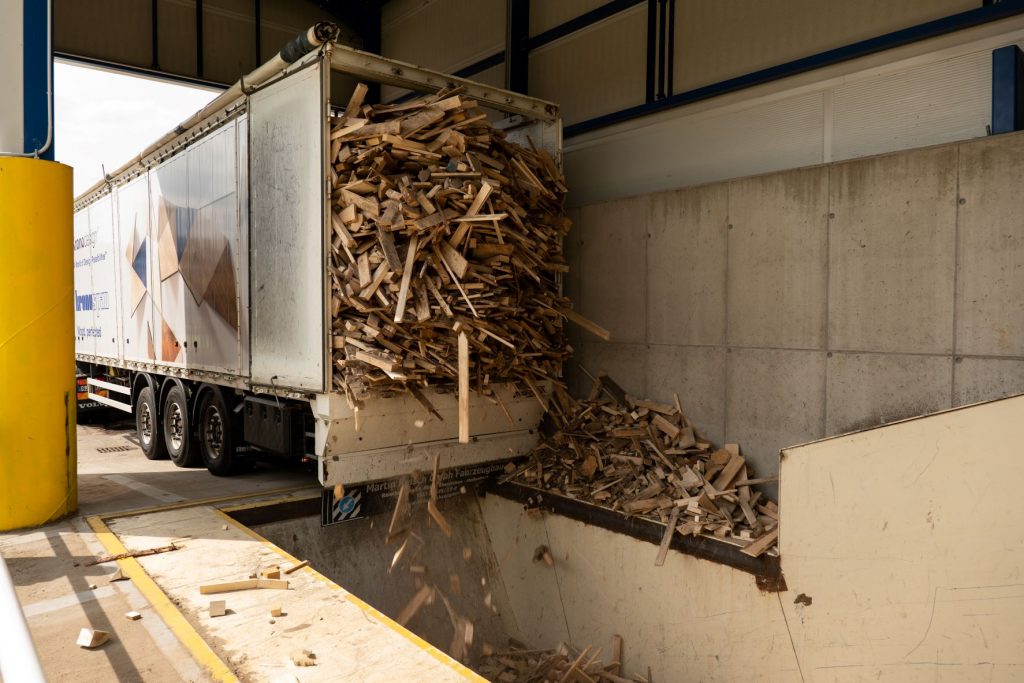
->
<box><xmin>464</xmin><ymin>180</ymin><xmax>493</xmax><ymax>217</ymax></box>
<box><xmin>396</xmin><ymin>584</ymin><xmax>433</xmax><ymax>626</ymax></box>
<box><xmin>284</xmin><ymin>560</ymin><xmax>310</xmax><ymax>575</ymax></box>
<box><xmin>430</xmin><ymin>453</ymin><xmax>441</xmax><ymax>502</ymax></box>
<box><xmin>458</xmin><ymin>331</ymin><xmax>470</xmax><ymax>444</ymax></box>
<box><xmin>428</xmin><ymin>499</ymin><xmax>452</xmax><ymax>537</ymax></box>
<box><xmin>651</xmin><ymin>413</ymin><xmax>681</xmax><ymax>439</ymax></box>
<box><xmin>558</xmin><ymin>307</ymin><xmax>611</xmax><ymax>341</ymax></box>
<box><xmin>77</xmin><ymin>628</ymin><xmax>110</xmax><ymax>648</ymax></box>
<box><xmin>390</xmin><ymin>537</ymin><xmax>410</xmax><ymax>573</ymax></box>
<box><xmin>439</xmin><ymin>240</ymin><xmax>469</xmax><ymax>279</ymax></box>
<box><xmin>740</xmin><ymin>527</ymin><xmax>779</xmax><ymax>558</ymax></box>
<box><xmin>394</xmin><ymin>233</ymin><xmax>420</xmax><ymax>323</ymax></box>
<box><xmin>199</xmin><ymin>578</ymin><xmax>288</xmax><ymax>594</ymax></box>
<box><xmin>611</xmin><ymin>635</ymin><xmax>623</xmax><ymax>675</ymax></box>
<box><xmin>389</xmin><ymin>481</ymin><xmax>411</xmax><ymax>537</ymax></box>
<box><xmin>344</xmin><ymin>83</ymin><xmax>368</xmax><ymax>118</ymax></box>
<box><xmin>408</xmin><ymin>384</ymin><xmax>443</xmax><ymax>421</ymax></box>
<box><xmin>712</xmin><ymin>454</ymin><xmax>746</xmax><ymax>491</ymax></box>
<box><xmin>532</xmin><ymin>545</ymin><xmax>554</xmax><ymax>566</ymax></box>
<box><xmin>654</xmin><ymin>507</ymin><xmax>680</xmax><ymax>567</ymax></box>
<box><xmin>87</xmin><ymin>544</ymin><xmax>178</xmax><ymax>565</ymax></box>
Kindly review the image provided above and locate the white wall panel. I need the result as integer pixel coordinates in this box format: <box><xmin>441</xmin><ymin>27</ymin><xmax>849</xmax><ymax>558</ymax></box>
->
<box><xmin>831</xmin><ymin>51</ymin><xmax>990</xmax><ymax>161</ymax></box>
<box><xmin>529</xmin><ymin>4</ymin><xmax>646</xmax><ymax>125</ymax></box>
<box><xmin>565</xmin><ymin>91</ymin><xmax>825</xmax><ymax>206</ymax></box>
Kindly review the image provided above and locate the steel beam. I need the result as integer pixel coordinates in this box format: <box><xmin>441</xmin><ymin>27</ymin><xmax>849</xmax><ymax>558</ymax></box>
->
<box><xmin>506</xmin><ymin>0</ymin><xmax>529</xmax><ymax>92</ymax></box>
<box><xmin>992</xmin><ymin>44</ymin><xmax>1024</xmax><ymax>133</ymax></box>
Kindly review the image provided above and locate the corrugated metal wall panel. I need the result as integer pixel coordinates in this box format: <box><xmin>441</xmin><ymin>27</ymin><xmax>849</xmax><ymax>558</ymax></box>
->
<box><xmin>54</xmin><ymin>0</ymin><xmax>339</xmax><ymax>84</ymax></box>
<box><xmin>831</xmin><ymin>51</ymin><xmax>991</xmax><ymax>161</ymax></box>
<box><xmin>674</xmin><ymin>0</ymin><xmax>976</xmax><ymax>92</ymax></box>
<box><xmin>157</xmin><ymin>0</ymin><xmax>199</xmax><ymax>78</ymax></box>
<box><xmin>55</xmin><ymin>0</ymin><xmax>152</xmax><ymax>67</ymax></box>
<box><xmin>564</xmin><ymin>91</ymin><xmax>825</xmax><ymax>205</ymax></box>
<box><xmin>529</xmin><ymin>4</ymin><xmax>646</xmax><ymax>125</ymax></box>
<box><xmin>382</xmin><ymin>0</ymin><xmax>505</xmax><ymax>72</ymax></box>
<box><xmin>204</xmin><ymin>0</ymin><xmax>257</xmax><ymax>85</ymax></box>
<box><xmin>529</xmin><ymin>0</ymin><xmax>607</xmax><ymax>36</ymax></box>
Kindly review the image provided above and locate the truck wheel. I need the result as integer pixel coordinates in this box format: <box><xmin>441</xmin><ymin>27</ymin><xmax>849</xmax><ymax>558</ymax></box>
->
<box><xmin>136</xmin><ymin>386</ymin><xmax>167</xmax><ymax>460</ymax></box>
<box><xmin>163</xmin><ymin>385</ymin><xmax>199</xmax><ymax>467</ymax></box>
<box><xmin>198</xmin><ymin>390</ymin><xmax>242</xmax><ymax>476</ymax></box>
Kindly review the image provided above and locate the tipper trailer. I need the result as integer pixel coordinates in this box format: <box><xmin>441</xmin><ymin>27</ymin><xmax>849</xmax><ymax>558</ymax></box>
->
<box><xmin>73</xmin><ymin>23</ymin><xmax>562</xmax><ymax>488</ymax></box>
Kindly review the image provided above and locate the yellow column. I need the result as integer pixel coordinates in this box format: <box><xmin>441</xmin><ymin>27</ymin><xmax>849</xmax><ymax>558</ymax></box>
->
<box><xmin>0</xmin><ymin>157</ymin><xmax>76</xmax><ymax>530</ymax></box>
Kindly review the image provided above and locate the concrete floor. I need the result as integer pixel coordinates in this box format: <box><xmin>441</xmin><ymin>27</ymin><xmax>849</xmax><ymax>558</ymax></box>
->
<box><xmin>0</xmin><ymin>415</ymin><xmax>316</xmax><ymax>683</ymax></box>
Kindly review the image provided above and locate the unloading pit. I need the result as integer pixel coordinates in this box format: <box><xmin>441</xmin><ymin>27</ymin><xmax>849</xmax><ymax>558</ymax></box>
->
<box><xmin>232</xmin><ymin>484</ymin><xmax>784</xmax><ymax>682</ymax></box>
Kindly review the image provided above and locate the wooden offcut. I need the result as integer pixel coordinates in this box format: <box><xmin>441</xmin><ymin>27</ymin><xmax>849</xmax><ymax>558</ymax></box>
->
<box><xmin>458</xmin><ymin>331</ymin><xmax>469</xmax><ymax>444</ymax></box>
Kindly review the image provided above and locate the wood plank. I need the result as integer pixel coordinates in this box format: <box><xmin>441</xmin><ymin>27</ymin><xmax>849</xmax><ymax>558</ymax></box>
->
<box><xmin>394</xmin><ymin>234</ymin><xmax>419</xmax><ymax>323</ymax></box>
<box><xmin>396</xmin><ymin>584</ymin><xmax>433</xmax><ymax>626</ymax></box>
<box><xmin>458</xmin><ymin>331</ymin><xmax>469</xmax><ymax>444</ymax></box>
<box><xmin>343</xmin><ymin>83</ymin><xmax>368</xmax><ymax>118</ymax></box>
<box><xmin>740</xmin><ymin>527</ymin><xmax>779</xmax><ymax>558</ymax></box>
<box><xmin>654</xmin><ymin>507</ymin><xmax>680</xmax><ymax>567</ymax></box>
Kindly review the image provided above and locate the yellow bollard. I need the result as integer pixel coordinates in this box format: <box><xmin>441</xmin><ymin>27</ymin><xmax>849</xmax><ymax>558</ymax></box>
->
<box><xmin>0</xmin><ymin>157</ymin><xmax>76</xmax><ymax>530</ymax></box>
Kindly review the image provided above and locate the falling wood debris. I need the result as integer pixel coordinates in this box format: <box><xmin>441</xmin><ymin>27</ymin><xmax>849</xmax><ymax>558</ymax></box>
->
<box><xmin>327</xmin><ymin>82</ymin><xmax>600</xmax><ymax>431</ymax></box>
<box><xmin>477</xmin><ymin>640</ymin><xmax>649</xmax><ymax>683</ymax></box>
<box><xmin>508</xmin><ymin>372</ymin><xmax>780</xmax><ymax>557</ymax></box>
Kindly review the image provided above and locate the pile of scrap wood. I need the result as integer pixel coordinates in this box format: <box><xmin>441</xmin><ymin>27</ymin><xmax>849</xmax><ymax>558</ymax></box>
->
<box><xmin>328</xmin><ymin>82</ymin><xmax>599</xmax><ymax>417</ymax></box>
<box><xmin>477</xmin><ymin>640</ymin><xmax>647</xmax><ymax>683</ymax></box>
<box><xmin>505</xmin><ymin>371</ymin><xmax>780</xmax><ymax>557</ymax></box>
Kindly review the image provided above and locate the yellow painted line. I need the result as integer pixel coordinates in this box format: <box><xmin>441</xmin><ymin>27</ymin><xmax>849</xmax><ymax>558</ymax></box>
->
<box><xmin>85</xmin><ymin>515</ymin><xmax>238</xmax><ymax>682</ymax></box>
<box><xmin>95</xmin><ymin>484</ymin><xmax>316</xmax><ymax>522</ymax></box>
<box><xmin>211</xmin><ymin>508</ymin><xmax>487</xmax><ymax>682</ymax></box>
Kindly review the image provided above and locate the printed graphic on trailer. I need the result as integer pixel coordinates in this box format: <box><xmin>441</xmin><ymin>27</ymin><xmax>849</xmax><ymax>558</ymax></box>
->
<box><xmin>320</xmin><ymin>460</ymin><xmax>512</xmax><ymax>527</ymax></box>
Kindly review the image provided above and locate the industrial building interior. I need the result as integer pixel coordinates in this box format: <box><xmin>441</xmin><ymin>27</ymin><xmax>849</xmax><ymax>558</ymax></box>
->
<box><xmin>2</xmin><ymin>1</ymin><xmax>1023</xmax><ymax>681</ymax></box>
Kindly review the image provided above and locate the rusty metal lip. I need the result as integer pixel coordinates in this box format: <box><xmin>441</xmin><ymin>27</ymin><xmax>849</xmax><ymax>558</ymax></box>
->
<box><xmin>486</xmin><ymin>480</ymin><xmax>784</xmax><ymax>587</ymax></box>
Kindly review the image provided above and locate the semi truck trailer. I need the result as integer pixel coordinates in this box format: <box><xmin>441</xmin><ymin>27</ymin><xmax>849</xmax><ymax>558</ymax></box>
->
<box><xmin>73</xmin><ymin>24</ymin><xmax>561</xmax><ymax>490</ymax></box>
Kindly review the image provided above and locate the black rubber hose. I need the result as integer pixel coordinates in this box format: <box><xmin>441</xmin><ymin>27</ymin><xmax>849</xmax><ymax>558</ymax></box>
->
<box><xmin>280</xmin><ymin>21</ymin><xmax>341</xmax><ymax>63</ymax></box>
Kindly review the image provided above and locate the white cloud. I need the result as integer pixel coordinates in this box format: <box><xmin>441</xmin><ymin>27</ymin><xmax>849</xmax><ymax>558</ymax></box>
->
<box><xmin>55</xmin><ymin>61</ymin><xmax>219</xmax><ymax>195</ymax></box>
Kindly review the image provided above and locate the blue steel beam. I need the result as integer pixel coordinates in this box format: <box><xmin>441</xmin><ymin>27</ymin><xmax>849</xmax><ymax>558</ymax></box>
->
<box><xmin>992</xmin><ymin>44</ymin><xmax>1024</xmax><ymax>133</ymax></box>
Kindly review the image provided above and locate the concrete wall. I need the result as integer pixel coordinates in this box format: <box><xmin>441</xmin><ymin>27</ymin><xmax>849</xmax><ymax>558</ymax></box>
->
<box><xmin>478</xmin><ymin>493</ymin><xmax>799</xmax><ymax>681</ymax></box>
<box><xmin>779</xmin><ymin>393</ymin><xmax>1024</xmax><ymax>680</ymax></box>
<box><xmin>567</xmin><ymin>131</ymin><xmax>1024</xmax><ymax>491</ymax></box>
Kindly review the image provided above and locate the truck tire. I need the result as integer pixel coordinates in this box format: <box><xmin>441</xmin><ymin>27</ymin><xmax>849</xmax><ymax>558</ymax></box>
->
<box><xmin>163</xmin><ymin>385</ymin><xmax>199</xmax><ymax>467</ymax></box>
<box><xmin>136</xmin><ymin>386</ymin><xmax>167</xmax><ymax>460</ymax></box>
<box><xmin>198</xmin><ymin>389</ymin><xmax>244</xmax><ymax>476</ymax></box>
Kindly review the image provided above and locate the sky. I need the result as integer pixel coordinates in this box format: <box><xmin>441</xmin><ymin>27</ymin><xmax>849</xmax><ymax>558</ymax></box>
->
<box><xmin>55</xmin><ymin>61</ymin><xmax>219</xmax><ymax>196</ymax></box>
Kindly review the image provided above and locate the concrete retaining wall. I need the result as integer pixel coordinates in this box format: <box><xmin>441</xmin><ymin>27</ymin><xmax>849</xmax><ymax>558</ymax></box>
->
<box><xmin>250</xmin><ymin>390</ymin><xmax>1024</xmax><ymax>680</ymax></box>
<box><xmin>567</xmin><ymin>131</ymin><xmax>1024</xmax><ymax>491</ymax></box>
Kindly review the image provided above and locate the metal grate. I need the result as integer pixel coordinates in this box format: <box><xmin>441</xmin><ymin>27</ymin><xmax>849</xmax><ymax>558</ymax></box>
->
<box><xmin>96</xmin><ymin>445</ymin><xmax>135</xmax><ymax>454</ymax></box>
